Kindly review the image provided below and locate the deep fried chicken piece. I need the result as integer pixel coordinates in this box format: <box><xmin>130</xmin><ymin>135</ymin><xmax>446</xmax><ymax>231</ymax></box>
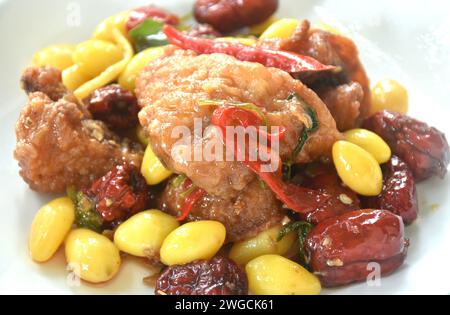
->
<box><xmin>260</xmin><ymin>20</ymin><xmax>371</xmax><ymax>130</ymax></box>
<box><xmin>15</xmin><ymin>67</ymin><xmax>143</xmax><ymax>193</ymax></box>
<box><xmin>137</xmin><ymin>49</ymin><xmax>342</xmax><ymax>199</ymax></box>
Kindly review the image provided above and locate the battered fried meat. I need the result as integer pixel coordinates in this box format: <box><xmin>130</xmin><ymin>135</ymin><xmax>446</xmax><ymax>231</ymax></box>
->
<box><xmin>21</xmin><ymin>67</ymin><xmax>72</xmax><ymax>102</ymax></box>
<box><xmin>136</xmin><ymin>49</ymin><xmax>341</xmax><ymax>241</ymax></box>
<box><xmin>136</xmin><ymin>49</ymin><xmax>342</xmax><ymax>199</ymax></box>
<box><xmin>15</xmin><ymin>67</ymin><xmax>143</xmax><ymax>193</ymax></box>
<box><xmin>158</xmin><ymin>177</ymin><xmax>285</xmax><ymax>242</ymax></box>
<box><xmin>260</xmin><ymin>20</ymin><xmax>371</xmax><ymax>130</ymax></box>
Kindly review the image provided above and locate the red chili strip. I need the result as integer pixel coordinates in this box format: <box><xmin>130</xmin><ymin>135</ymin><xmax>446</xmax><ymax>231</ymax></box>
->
<box><xmin>177</xmin><ymin>179</ymin><xmax>206</xmax><ymax>221</ymax></box>
<box><xmin>163</xmin><ymin>25</ymin><xmax>335</xmax><ymax>74</ymax></box>
<box><xmin>210</xmin><ymin>105</ymin><xmax>286</xmax><ymax>143</ymax></box>
<box><xmin>211</xmin><ymin>106</ymin><xmax>329</xmax><ymax>214</ymax></box>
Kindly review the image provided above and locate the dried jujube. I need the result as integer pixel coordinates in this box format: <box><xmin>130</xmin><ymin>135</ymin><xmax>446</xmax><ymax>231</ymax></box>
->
<box><xmin>155</xmin><ymin>256</ymin><xmax>248</xmax><ymax>295</ymax></box>
<box><xmin>305</xmin><ymin>209</ymin><xmax>408</xmax><ymax>287</ymax></box>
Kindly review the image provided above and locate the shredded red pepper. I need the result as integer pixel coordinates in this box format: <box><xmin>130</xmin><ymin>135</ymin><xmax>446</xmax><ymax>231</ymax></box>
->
<box><xmin>211</xmin><ymin>106</ymin><xmax>329</xmax><ymax>214</ymax></box>
<box><xmin>177</xmin><ymin>178</ymin><xmax>206</xmax><ymax>221</ymax></box>
<box><xmin>207</xmin><ymin>103</ymin><xmax>286</xmax><ymax>143</ymax></box>
<box><xmin>163</xmin><ymin>25</ymin><xmax>335</xmax><ymax>74</ymax></box>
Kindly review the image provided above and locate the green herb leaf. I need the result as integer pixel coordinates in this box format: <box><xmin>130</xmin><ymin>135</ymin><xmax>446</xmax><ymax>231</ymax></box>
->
<box><xmin>283</xmin><ymin>93</ymin><xmax>319</xmax><ymax>180</ymax></box>
<box><xmin>257</xmin><ymin>177</ymin><xmax>267</xmax><ymax>190</ymax></box>
<box><xmin>290</xmin><ymin>104</ymin><xmax>318</xmax><ymax>160</ymax></box>
<box><xmin>179</xmin><ymin>185</ymin><xmax>196</xmax><ymax>199</ymax></box>
<box><xmin>74</xmin><ymin>191</ymin><xmax>103</xmax><ymax>233</ymax></box>
<box><xmin>278</xmin><ymin>220</ymin><xmax>314</xmax><ymax>267</ymax></box>
<box><xmin>172</xmin><ymin>174</ymin><xmax>187</xmax><ymax>188</ymax></box>
<box><xmin>282</xmin><ymin>163</ymin><xmax>293</xmax><ymax>181</ymax></box>
<box><xmin>66</xmin><ymin>185</ymin><xmax>77</xmax><ymax>202</ymax></box>
<box><xmin>129</xmin><ymin>19</ymin><xmax>169</xmax><ymax>52</ymax></box>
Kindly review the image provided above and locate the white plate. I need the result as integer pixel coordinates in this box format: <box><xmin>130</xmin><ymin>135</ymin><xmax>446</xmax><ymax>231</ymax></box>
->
<box><xmin>0</xmin><ymin>0</ymin><xmax>449</xmax><ymax>295</ymax></box>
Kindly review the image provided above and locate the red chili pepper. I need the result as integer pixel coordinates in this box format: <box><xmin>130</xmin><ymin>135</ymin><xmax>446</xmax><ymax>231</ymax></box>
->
<box><xmin>211</xmin><ymin>106</ymin><xmax>329</xmax><ymax>214</ymax></box>
<box><xmin>163</xmin><ymin>25</ymin><xmax>335</xmax><ymax>74</ymax></box>
<box><xmin>211</xmin><ymin>106</ymin><xmax>286</xmax><ymax>143</ymax></box>
<box><xmin>177</xmin><ymin>179</ymin><xmax>206</xmax><ymax>221</ymax></box>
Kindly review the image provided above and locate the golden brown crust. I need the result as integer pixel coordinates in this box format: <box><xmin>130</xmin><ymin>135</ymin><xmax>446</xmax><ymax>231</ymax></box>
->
<box><xmin>158</xmin><ymin>177</ymin><xmax>285</xmax><ymax>242</ymax></box>
<box><xmin>15</xmin><ymin>68</ymin><xmax>143</xmax><ymax>193</ymax></box>
<box><xmin>319</xmin><ymin>82</ymin><xmax>364</xmax><ymax>131</ymax></box>
<box><xmin>21</xmin><ymin>67</ymin><xmax>71</xmax><ymax>102</ymax></box>
<box><xmin>259</xmin><ymin>20</ymin><xmax>371</xmax><ymax>130</ymax></box>
<box><xmin>136</xmin><ymin>49</ymin><xmax>342</xmax><ymax>198</ymax></box>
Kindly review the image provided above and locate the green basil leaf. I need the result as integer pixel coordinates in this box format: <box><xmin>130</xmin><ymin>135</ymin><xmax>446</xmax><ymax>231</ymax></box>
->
<box><xmin>278</xmin><ymin>220</ymin><xmax>314</xmax><ymax>268</ymax></box>
<box><xmin>283</xmin><ymin>93</ymin><xmax>319</xmax><ymax>180</ymax></box>
<box><xmin>74</xmin><ymin>191</ymin><xmax>103</xmax><ymax>233</ymax></box>
<box><xmin>172</xmin><ymin>174</ymin><xmax>187</xmax><ymax>188</ymax></box>
<box><xmin>129</xmin><ymin>19</ymin><xmax>169</xmax><ymax>52</ymax></box>
<box><xmin>179</xmin><ymin>185</ymin><xmax>196</xmax><ymax>199</ymax></box>
<box><xmin>277</xmin><ymin>221</ymin><xmax>303</xmax><ymax>241</ymax></box>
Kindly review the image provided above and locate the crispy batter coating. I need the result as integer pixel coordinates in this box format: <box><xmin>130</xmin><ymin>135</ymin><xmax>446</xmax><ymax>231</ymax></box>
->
<box><xmin>136</xmin><ymin>49</ymin><xmax>341</xmax><ymax>241</ymax></box>
<box><xmin>260</xmin><ymin>20</ymin><xmax>371</xmax><ymax>130</ymax></box>
<box><xmin>320</xmin><ymin>82</ymin><xmax>364</xmax><ymax>131</ymax></box>
<box><xmin>136</xmin><ymin>49</ymin><xmax>341</xmax><ymax>198</ymax></box>
<box><xmin>159</xmin><ymin>177</ymin><xmax>285</xmax><ymax>242</ymax></box>
<box><xmin>21</xmin><ymin>67</ymin><xmax>71</xmax><ymax>102</ymax></box>
<box><xmin>15</xmin><ymin>68</ymin><xmax>143</xmax><ymax>193</ymax></box>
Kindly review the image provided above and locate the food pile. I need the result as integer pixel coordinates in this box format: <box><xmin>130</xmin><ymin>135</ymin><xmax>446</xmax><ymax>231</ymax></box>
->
<box><xmin>18</xmin><ymin>0</ymin><xmax>449</xmax><ymax>295</ymax></box>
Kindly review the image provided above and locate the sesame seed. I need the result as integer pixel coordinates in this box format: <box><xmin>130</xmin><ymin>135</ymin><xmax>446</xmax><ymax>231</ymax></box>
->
<box><xmin>339</xmin><ymin>193</ymin><xmax>353</xmax><ymax>205</ymax></box>
<box><xmin>105</xmin><ymin>198</ymin><xmax>113</xmax><ymax>207</ymax></box>
<box><xmin>326</xmin><ymin>258</ymin><xmax>344</xmax><ymax>267</ymax></box>
<box><xmin>322</xmin><ymin>237</ymin><xmax>332</xmax><ymax>247</ymax></box>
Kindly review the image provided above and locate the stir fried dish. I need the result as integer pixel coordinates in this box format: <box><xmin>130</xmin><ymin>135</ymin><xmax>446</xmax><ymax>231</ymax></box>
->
<box><xmin>17</xmin><ymin>0</ymin><xmax>449</xmax><ymax>295</ymax></box>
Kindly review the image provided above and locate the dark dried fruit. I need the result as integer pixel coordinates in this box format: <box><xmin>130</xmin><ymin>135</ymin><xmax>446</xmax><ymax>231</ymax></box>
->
<box><xmin>305</xmin><ymin>209</ymin><xmax>408</xmax><ymax>287</ymax></box>
<box><xmin>298</xmin><ymin>163</ymin><xmax>360</xmax><ymax>224</ymax></box>
<box><xmin>84</xmin><ymin>85</ymin><xmax>139</xmax><ymax>130</ymax></box>
<box><xmin>84</xmin><ymin>163</ymin><xmax>150</xmax><ymax>224</ymax></box>
<box><xmin>363</xmin><ymin>156</ymin><xmax>418</xmax><ymax>225</ymax></box>
<box><xmin>364</xmin><ymin>110</ymin><xmax>450</xmax><ymax>181</ymax></box>
<box><xmin>155</xmin><ymin>256</ymin><xmax>248</xmax><ymax>295</ymax></box>
<box><xmin>194</xmin><ymin>0</ymin><xmax>279</xmax><ymax>33</ymax></box>
<box><xmin>126</xmin><ymin>5</ymin><xmax>179</xmax><ymax>32</ymax></box>
<box><xmin>185</xmin><ymin>24</ymin><xmax>222</xmax><ymax>38</ymax></box>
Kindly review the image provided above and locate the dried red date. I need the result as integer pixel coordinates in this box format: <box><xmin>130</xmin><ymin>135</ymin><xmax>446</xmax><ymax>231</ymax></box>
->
<box><xmin>85</xmin><ymin>163</ymin><xmax>150</xmax><ymax>223</ymax></box>
<box><xmin>305</xmin><ymin>209</ymin><xmax>408</xmax><ymax>287</ymax></box>
<box><xmin>194</xmin><ymin>0</ymin><xmax>278</xmax><ymax>33</ymax></box>
<box><xmin>155</xmin><ymin>256</ymin><xmax>248</xmax><ymax>295</ymax></box>
<box><xmin>364</xmin><ymin>110</ymin><xmax>450</xmax><ymax>181</ymax></box>
<box><xmin>297</xmin><ymin>163</ymin><xmax>360</xmax><ymax>224</ymax></box>
<box><xmin>84</xmin><ymin>85</ymin><xmax>139</xmax><ymax>130</ymax></box>
<box><xmin>126</xmin><ymin>5</ymin><xmax>179</xmax><ymax>31</ymax></box>
<box><xmin>363</xmin><ymin>156</ymin><xmax>418</xmax><ymax>225</ymax></box>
